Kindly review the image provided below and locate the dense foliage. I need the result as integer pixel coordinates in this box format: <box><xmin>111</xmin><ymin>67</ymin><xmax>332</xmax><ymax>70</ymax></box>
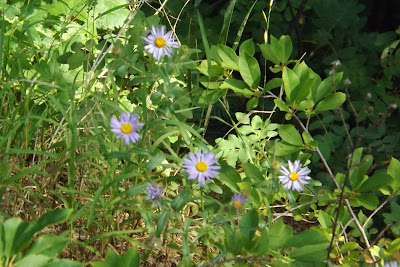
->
<box><xmin>0</xmin><ymin>0</ymin><xmax>399</xmax><ymax>266</ymax></box>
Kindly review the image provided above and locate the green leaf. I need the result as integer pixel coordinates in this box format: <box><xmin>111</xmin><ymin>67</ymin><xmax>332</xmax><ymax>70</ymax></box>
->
<box><xmin>156</xmin><ymin>210</ymin><xmax>170</xmax><ymax>238</ymax></box>
<box><xmin>277</xmin><ymin>124</ymin><xmax>303</xmax><ymax>146</ymax></box>
<box><xmin>239</xmin><ymin>210</ymin><xmax>259</xmax><ymax>246</ymax></box>
<box><xmin>14</xmin><ymin>209</ymin><xmax>73</xmax><ymax>255</ymax></box>
<box><xmin>313</xmin><ymin>72</ymin><xmax>343</xmax><ymax>102</ymax></box>
<box><xmin>316</xmin><ymin>210</ymin><xmax>332</xmax><ymax>229</ymax></box>
<box><xmin>125</xmin><ymin>182</ymin><xmax>149</xmax><ymax>197</ymax></box>
<box><xmin>239</xmin><ymin>39</ymin><xmax>255</xmax><ymax>56</ymax></box>
<box><xmin>242</xmin><ymin>163</ymin><xmax>264</xmax><ymax>182</ymax></box>
<box><xmin>387</xmin><ymin>157</ymin><xmax>400</xmax><ymax>191</ymax></box>
<box><xmin>217</xmin><ymin>45</ymin><xmax>239</xmax><ymax>70</ymax></box>
<box><xmin>220</xmin><ymin>79</ymin><xmax>251</xmax><ymax>97</ymax></box>
<box><xmin>94</xmin><ymin>0</ymin><xmax>130</xmax><ymax>29</ymax></box>
<box><xmin>272</xmin><ymin>141</ymin><xmax>299</xmax><ymax>156</ymax></box>
<box><xmin>302</xmin><ymin>131</ymin><xmax>313</xmax><ymax>145</ymax></box>
<box><xmin>217</xmin><ymin>163</ymin><xmax>241</xmax><ymax>192</ymax></box>
<box><xmin>120</xmin><ymin>247</ymin><xmax>140</xmax><ymax>267</ymax></box>
<box><xmin>357</xmin><ymin>173</ymin><xmax>393</xmax><ymax>193</ymax></box>
<box><xmin>268</xmin><ymin>219</ymin><xmax>292</xmax><ymax>250</ymax></box>
<box><xmin>265</xmin><ymin>78</ymin><xmax>283</xmax><ymax>91</ymax></box>
<box><xmin>259</xmin><ymin>35</ymin><xmax>292</xmax><ymax>64</ymax></box>
<box><xmin>171</xmin><ymin>187</ymin><xmax>192</xmax><ymax>211</ymax></box>
<box><xmin>383</xmin><ymin>202</ymin><xmax>400</xmax><ymax>229</ymax></box>
<box><xmin>349</xmin><ymin>193</ymin><xmax>379</xmax><ymax>210</ymax></box>
<box><xmin>246</xmin><ymin>97</ymin><xmax>258</xmax><ymax>111</ymax></box>
<box><xmin>287</xmin><ymin>230</ymin><xmax>329</xmax><ymax>261</ymax></box>
<box><xmin>92</xmin><ymin>249</ymin><xmax>119</xmax><ymax>267</ymax></box>
<box><xmin>315</xmin><ymin>92</ymin><xmax>346</xmax><ymax>111</ymax></box>
<box><xmin>239</xmin><ymin>52</ymin><xmax>261</xmax><ymax>89</ymax></box>
<box><xmin>25</xmin><ymin>235</ymin><xmax>69</xmax><ymax>258</ymax></box>
<box><xmin>340</xmin><ymin>242</ymin><xmax>359</xmax><ymax>254</ymax></box>
<box><xmin>219</xmin><ymin>0</ymin><xmax>237</xmax><ymax>45</ymax></box>
<box><xmin>197</xmin><ymin>60</ymin><xmax>224</xmax><ymax>77</ymax></box>
<box><xmin>14</xmin><ymin>254</ymin><xmax>51</xmax><ymax>267</ymax></box>
<box><xmin>235</xmin><ymin>112</ymin><xmax>250</xmax><ymax>124</ymax></box>
<box><xmin>282</xmin><ymin>67</ymin><xmax>300</xmax><ymax>101</ymax></box>
<box><xmin>3</xmin><ymin>218</ymin><xmax>29</xmax><ymax>257</ymax></box>
<box><xmin>274</xmin><ymin>99</ymin><xmax>290</xmax><ymax>112</ymax></box>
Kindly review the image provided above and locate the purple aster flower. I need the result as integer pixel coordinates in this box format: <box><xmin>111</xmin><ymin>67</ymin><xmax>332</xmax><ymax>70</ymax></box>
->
<box><xmin>384</xmin><ymin>262</ymin><xmax>399</xmax><ymax>267</ymax></box>
<box><xmin>182</xmin><ymin>150</ymin><xmax>221</xmax><ymax>186</ymax></box>
<box><xmin>232</xmin><ymin>193</ymin><xmax>246</xmax><ymax>210</ymax></box>
<box><xmin>278</xmin><ymin>160</ymin><xmax>311</xmax><ymax>192</ymax></box>
<box><xmin>143</xmin><ymin>25</ymin><xmax>179</xmax><ymax>61</ymax></box>
<box><xmin>146</xmin><ymin>182</ymin><xmax>163</xmax><ymax>208</ymax></box>
<box><xmin>110</xmin><ymin>112</ymin><xmax>144</xmax><ymax>145</ymax></box>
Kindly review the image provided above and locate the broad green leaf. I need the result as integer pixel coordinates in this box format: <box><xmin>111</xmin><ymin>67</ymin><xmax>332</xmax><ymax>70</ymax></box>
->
<box><xmin>217</xmin><ymin>45</ymin><xmax>239</xmax><ymax>70</ymax></box>
<box><xmin>197</xmin><ymin>60</ymin><xmax>224</xmax><ymax>77</ymax></box>
<box><xmin>94</xmin><ymin>0</ymin><xmax>131</xmax><ymax>29</ymax></box>
<box><xmin>268</xmin><ymin>219</ymin><xmax>293</xmax><ymax>250</ymax></box>
<box><xmin>220</xmin><ymin>79</ymin><xmax>252</xmax><ymax>97</ymax></box>
<box><xmin>15</xmin><ymin>209</ymin><xmax>73</xmax><ymax>255</ymax></box>
<box><xmin>3</xmin><ymin>218</ymin><xmax>29</xmax><ymax>257</ymax></box>
<box><xmin>349</xmin><ymin>193</ymin><xmax>379</xmax><ymax>210</ymax></box>
<box><xmin>239</xmin><ymin>52</ymin><xmax>260</xmax><ymax>89</ymax></box>
<box><xmin>246</xmin><ymin>97</ymin><xmax>258</xmax><ymax>111</ymax></box>
<box><xmin>287</xmin><ymin>230</ymin><xmax>329</xmax><ymax>261</ymax></box>
<box><xmin>274</xmin><ymin>99</ymin><xmax>290</xmax><ymax>112</ymax></box>
<box><xmin>357</xmin><ymin>173</ymin><xmax>393</xmax><ymax>193</ymax></box>
<box><xmin>25</xmin><ymin>235</ymin><xmax>69</xmax><ymax>258</ymax></box>
<box><xmin>313</xmin><ymin>72</ymin><xmax>343</xmax><ymax>102</ymax></box>
<box><xmin>242</xmin><ymin>163</ymin><xmax>264</xmax><ymax>182</ymax></box>
<box><xmin>316</xmin><ymin>210</ymin><xmax>332</xmax><ymax>229</ymax></box>
<box><xmin>272</xmin><ymin>141</ymin><xmax>299</xmax><ymax>156</ymax></box>
<box><xmin>120</xmin><ymin>247</ymin><xmax>140</xmax><ymax>267</ymax></box>
<box><xmin>259</xmin><ymin>35</ymin><xmax>292</xmax><ymax>64</ymax></box>
<box><xmin>254</xmin><ymin>229</ymin><xmax>269</xmax><ymax>256</ymax></box>
<box><xmin>235</xmin><ymin>112</ymin><xmax>250</xmax><ymax>124</ymax></box>
<box><xmin>277</xmin><ymin>124</ymin><xmax>303</xmax><ymax>146</ymax></box>
<box><xmin>265</xmin><ymin>78</ymin><xmax>282</xmax><ymax>91</ymax></box>
<box><xmin>156</xmin><ymin>210</ymin><xmax>170</xmax><ymax>238</ymax></box>
<box><xmin>217</xmin><ymin>163</ymin><xmax>241</xmax><ymax>192</ymax></box>
<box><xmin>282</xmin><ymin>67</ymin><xmax>300</xmax><ymax>101</ymax></box>
<box><xmin>14</xmin><ymin>254</ymin><xmax>51</xmax><ymax>267</ymax></box>
<box><xmin>340</xmin><ymin>242</ymin><xmax>359</xmax><ymax>254</ymax></box>
<box><xmin>239</xmin><ymin>210</ymin><xmax>259</xmax><ymax>246</ymax></box>
<box><xmin>315</xmin><ymin>92</ymin><xmax>346</xmax><ymax>111</ymax></box>
<box><xmin>291</xmin><ymin>78</ymin><xmax>314</xmax><ymax>102</ymax></box>
<box><xmin>387</xmin><ymin>157</ymin><xmax>400</xmax><ymax>191</ymax></box>
<box><xmin>92</xmin><ymin>249</ymin><xmax>119</xmax><ymax>267</ymax></box>
<box><xmin>239</xmin><ymin>39</ymin><xmax>255</xmax><ymax>56</ymax></box>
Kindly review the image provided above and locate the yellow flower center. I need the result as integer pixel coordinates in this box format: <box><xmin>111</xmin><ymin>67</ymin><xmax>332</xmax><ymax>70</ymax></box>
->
<box><xmin>196</xmin><ymin>161</ymin><xmax>208</xmax><ymax>172</ymax></box>
<box><xmin>234</xmin><ymin>201</ymin><xmax>242</xmax><ymax>209</ymax></box>
<box><xmin>154</xmin><ymin>37</ymin><xmax>166</xmax><ymax>48</ymax></box>
<box><xmin>290</xmin><ymin>172</ymin><xmax>299</xmax><ymax>181</ymax></box>
<box><xmin>121</xmin><ymin>123</ymin><xmax>133</xmax><ymax>134</ymax></box>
